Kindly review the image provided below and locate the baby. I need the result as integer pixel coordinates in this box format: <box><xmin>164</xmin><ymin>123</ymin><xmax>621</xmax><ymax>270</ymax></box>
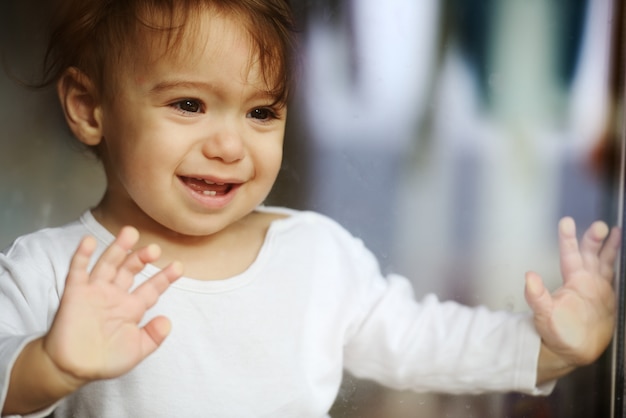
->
<box><xmin>0</xmin><ymin>0</ymin><xmax>621</xmax><ymax>417</ymax></box>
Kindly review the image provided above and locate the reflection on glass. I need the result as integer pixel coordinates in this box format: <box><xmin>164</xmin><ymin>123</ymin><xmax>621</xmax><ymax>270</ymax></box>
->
<box><xmin>0</xmin><ymin>0</ymin><xmax>623</xmax><ymax>417</ymax></box>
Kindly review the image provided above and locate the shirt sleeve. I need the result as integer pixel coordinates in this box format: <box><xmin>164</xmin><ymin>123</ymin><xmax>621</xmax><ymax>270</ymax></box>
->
<box><xmin>0</xmin><ymin>241</ymin><xmax>62</xmax><ymax>417</ymax></box>
<box><xmin>0</xmin><ymin>334</ymin><xmax>58</xmax><ymax>418</ymax></box>
<box><xmin>340</xmin><ymin>247</ymin><xmax>555</xmax><ymax>395</ymax></box>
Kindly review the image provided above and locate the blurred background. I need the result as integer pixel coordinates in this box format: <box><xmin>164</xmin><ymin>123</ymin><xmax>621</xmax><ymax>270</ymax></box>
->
<box><xmin>1</xmin><ymin>0</ymin><xmax>625</xmax><ymax>417</ymax></box>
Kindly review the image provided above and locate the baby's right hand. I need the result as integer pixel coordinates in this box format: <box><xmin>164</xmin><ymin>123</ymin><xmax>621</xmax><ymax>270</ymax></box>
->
<box><xmin>42</xmin><ymin>227</ymin><xmax>183</xmax><ymax>388</ymax></box>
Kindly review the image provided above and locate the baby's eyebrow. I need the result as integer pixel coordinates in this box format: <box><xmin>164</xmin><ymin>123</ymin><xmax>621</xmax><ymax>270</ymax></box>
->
<box><xmin>148</xmin><ymin>80</ymin><xmax>214</xmax><ymax>94</ymax></box>
<box><xmin>147</xmin><ymin>80</ymin><xmax>277</xmax><ymax>103</ymax></box>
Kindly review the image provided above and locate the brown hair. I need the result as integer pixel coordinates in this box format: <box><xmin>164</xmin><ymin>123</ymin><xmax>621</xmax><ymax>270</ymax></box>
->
<box><xmin>40</xmin><ymin>0</ymin><xmax>298</xmax><ymax>103</ymax></box>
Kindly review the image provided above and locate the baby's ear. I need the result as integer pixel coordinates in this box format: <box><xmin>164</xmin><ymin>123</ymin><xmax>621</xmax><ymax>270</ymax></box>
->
<box><xmin>57</xmin><ymin>67</ymin><xmax>103</xmax><ymax>146</ymax></box>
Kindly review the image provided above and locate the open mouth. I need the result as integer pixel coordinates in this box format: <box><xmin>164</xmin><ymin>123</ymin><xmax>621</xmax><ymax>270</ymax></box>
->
<box><xmin>180</xmin><ymin>176</ymin><xmax>235</xmax><ymax>197</ymax></box>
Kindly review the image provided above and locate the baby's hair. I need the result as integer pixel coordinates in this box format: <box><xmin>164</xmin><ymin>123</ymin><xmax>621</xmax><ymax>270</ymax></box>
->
<box><xmin>40</xmin><ymin>0</ymin><xmax>298</xmax><ymax>103</ymax></box>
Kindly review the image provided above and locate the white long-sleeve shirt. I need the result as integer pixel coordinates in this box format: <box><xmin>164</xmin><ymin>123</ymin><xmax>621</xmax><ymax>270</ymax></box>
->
<box><xmin>0</xmin><ymin>207</ymin><xmax>550</xmax><ymax>417</ymax></box>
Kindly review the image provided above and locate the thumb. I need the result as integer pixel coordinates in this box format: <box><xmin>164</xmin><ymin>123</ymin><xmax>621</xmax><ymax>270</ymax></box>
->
<box><xmin>141</xmin><ymin>316</ymin><xmax>172</xmax><ymax>355</ymax></box>
<box><xmin>525</xmin><ymin>271</ymin><xmax>553</xmax><ymax>320</ymax></box>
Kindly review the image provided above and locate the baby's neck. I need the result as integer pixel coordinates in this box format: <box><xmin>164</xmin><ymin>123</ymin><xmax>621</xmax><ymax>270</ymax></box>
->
<box><xmin>93</xmin><ymin>206</ymin><xmax>284</xmax><ymax>281</ymax></box>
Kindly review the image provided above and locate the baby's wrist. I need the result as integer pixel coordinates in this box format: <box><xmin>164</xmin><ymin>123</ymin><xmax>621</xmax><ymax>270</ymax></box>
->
<box><xmin>38</xmin><ymin>336</ymin><xmax>89</xmax><ymax>393</ymax></box>
<box><xmin>536</xmin><ymin>343</ymin><xmax>577</xmax><ymax>385</ymax></box>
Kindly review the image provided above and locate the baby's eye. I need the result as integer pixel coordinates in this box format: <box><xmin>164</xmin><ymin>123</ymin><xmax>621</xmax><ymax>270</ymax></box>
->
<box><xmin>247</xmin><ymin>107</ymin><xmax>276</xmax><ymax>121</ymax></box>
<box><xmin>172</xmin><ymin>99</ymin><xmax>203</xmax><ymax>114</ymax></box>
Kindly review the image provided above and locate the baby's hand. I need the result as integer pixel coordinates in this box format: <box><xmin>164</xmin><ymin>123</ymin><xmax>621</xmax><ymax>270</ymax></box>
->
<box><xmin>525</xmin><ymin>217</ymin><xmax>621</xmax><ymax>381</ymax></box>
<box><xmin>42</xmin><ymin>227</ymin><xmax>183</xmax><ymax>387</ymax></box>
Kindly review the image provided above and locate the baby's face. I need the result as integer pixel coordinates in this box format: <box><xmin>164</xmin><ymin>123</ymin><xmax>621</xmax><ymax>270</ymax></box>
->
<box><xmin>94</xmin><ymin>9</ymin><xmax>286</xmax><ymax>237</ymax></box>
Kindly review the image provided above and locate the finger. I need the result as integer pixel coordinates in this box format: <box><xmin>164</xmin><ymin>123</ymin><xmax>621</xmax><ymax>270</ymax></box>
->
<box><xmin>579</xmin><ymin>221</ymin><xmax>609</xmax><ymax>272</ymax></box>
<box><xmin>114</xmin><ymin>244</ymin><xmax>162</xmax><ymax>291</ymax></box>
<box><xmin>89</xmin><ymin>226</ymin><xmax>140</xmax><ymax>283</ymax></box>
<box><xmin>132</xmin><ymin>261</ymin><xmax>183</xmax><ymax>310</ymax></box>
<box><xmin>66</xmin><ymin>236</ymin><xmax>98</xmax><ymax>286</ymax></box>
<box><xmin>558</xmin><ymin>217</ymin><xmax>584</xmax><ymax>282</ymax></box>
<box><xmin>525</xmin><ymin>271</ymin><xmax>553</xmax><ymax>320</ymax></box>
<box><xmin>141</xmin><ymin>316</ymin><xmax>172</xmax><ymax>355</ymax></box>
<box><xmin>599</xmin><ymin>226</ymin><xmax>622</xmax><ymax>281</ymax></box>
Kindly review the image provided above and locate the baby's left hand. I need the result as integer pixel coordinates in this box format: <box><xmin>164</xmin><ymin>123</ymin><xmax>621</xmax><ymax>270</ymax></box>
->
<box><xmin>525</xmin><ymin>217</ymin><xmax>621</xmax><ymax>383</ymax></box>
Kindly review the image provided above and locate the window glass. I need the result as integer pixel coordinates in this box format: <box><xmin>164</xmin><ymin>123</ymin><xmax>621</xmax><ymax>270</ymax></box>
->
<box><xmin>0</xmin><ymin>1</ymin><xmax>623</xmax><ymax>417</ymax></box>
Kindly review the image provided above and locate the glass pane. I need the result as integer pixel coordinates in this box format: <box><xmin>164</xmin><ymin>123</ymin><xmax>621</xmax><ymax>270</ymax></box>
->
<box><xmin>0</xmin><ymin>1</ymin><xmax>623</xmax><ymax>417</ymax></box>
